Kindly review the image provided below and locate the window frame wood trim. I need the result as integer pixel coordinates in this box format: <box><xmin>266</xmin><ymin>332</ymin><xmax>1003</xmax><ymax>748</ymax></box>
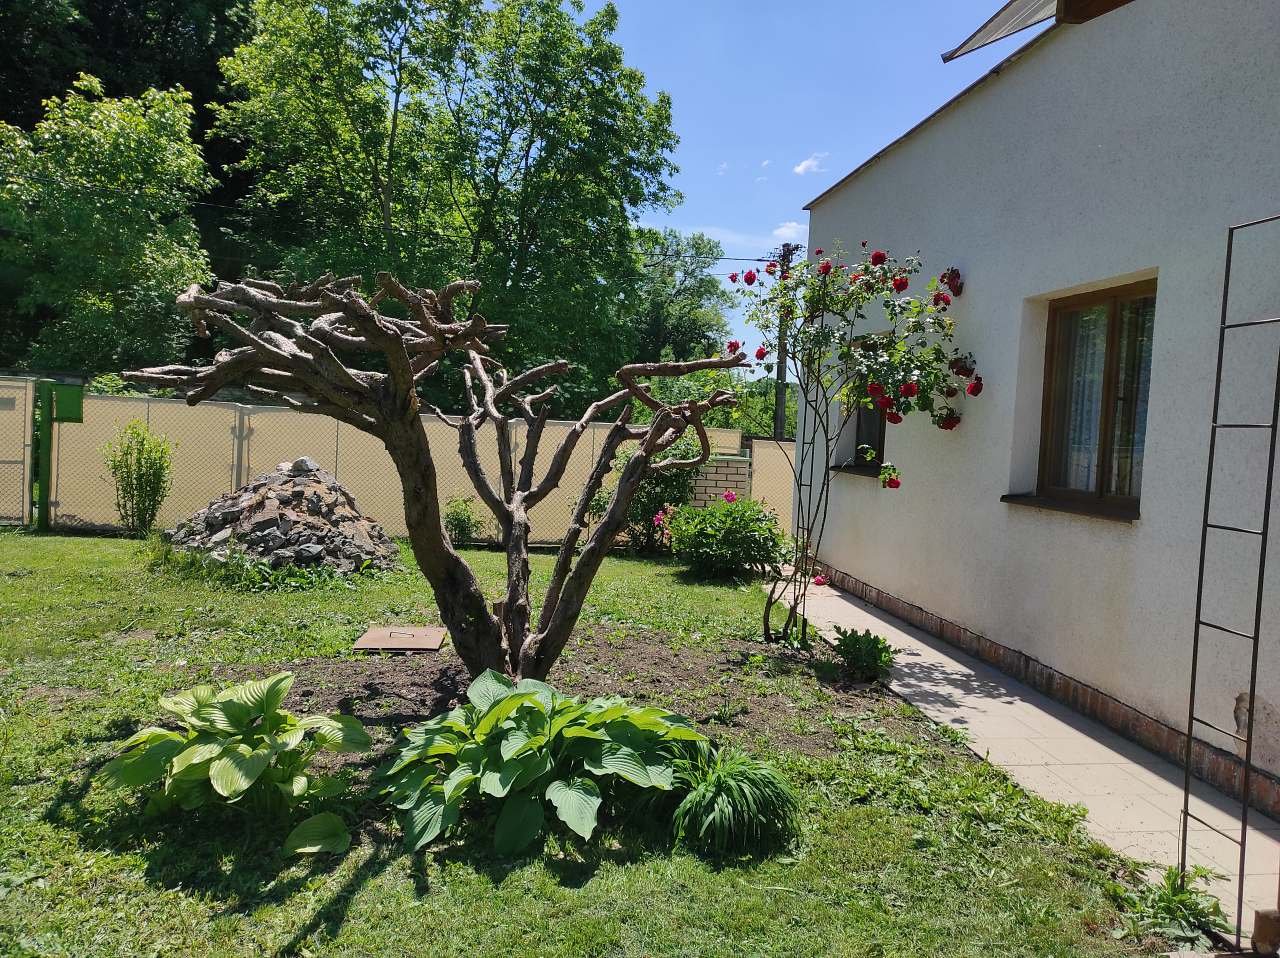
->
<box><xmin>1036</xmin><ymin>279</ymin><xmax>1156</xmax><ymax>518</ymax></box>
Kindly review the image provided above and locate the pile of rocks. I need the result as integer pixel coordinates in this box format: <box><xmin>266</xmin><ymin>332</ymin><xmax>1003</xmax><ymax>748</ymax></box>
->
<box><xmin>164</xmin><ymin>457</ymin><xmax>399</xmax><ymax>573</ymax></box>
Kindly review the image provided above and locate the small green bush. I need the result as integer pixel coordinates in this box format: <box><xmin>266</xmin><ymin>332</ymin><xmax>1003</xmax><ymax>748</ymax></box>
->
<box><xmin>443</xmin><ymin>495</ymin><xmax>488</xmax><ymax>545</ymax></box>
<box><xmin>832</xmin><ymin>626</ymin><xmax>896</xmax><ymax>682</ymax></box>
<box><xmin>668</xmin><ymin>498</ymin><xmax>789</xmax><ymax>580</ymax></box>
<box><xmin>97</xmin><ymin>672</ymin><xmax>371</xmax><ymax>855</ymax></box>
<box><xmin>380</xmin><ymin>670</ymin><xmax>703</xmax><ymax>854</ymax></box>
<box><xmin>102</xmin><ymin>419</ymin><xmax>174</xmax><ymax>536</ymax></box>
<box><xmin>1110</xmin><ymin>865</ymin><xmax>1230</xmax><ymax>948</ymax></box>
<box><xmin>671</xmin><ymin>741</ymin><xmax>800</xmax><ymax>855</ymax></box>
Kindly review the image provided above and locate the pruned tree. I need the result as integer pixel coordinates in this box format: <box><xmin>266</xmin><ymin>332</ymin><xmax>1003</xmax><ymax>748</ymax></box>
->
<box><xmin>127</xmin><ymin>272</ymin><xmax>744</xmax><ymax>679</ymax></box>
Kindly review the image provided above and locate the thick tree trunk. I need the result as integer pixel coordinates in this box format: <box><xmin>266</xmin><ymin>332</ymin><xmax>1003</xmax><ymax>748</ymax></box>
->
<box><xmin>386</xmin><ymin>417</ymin><xmax>506</xmax><ymax>676</ymax></box>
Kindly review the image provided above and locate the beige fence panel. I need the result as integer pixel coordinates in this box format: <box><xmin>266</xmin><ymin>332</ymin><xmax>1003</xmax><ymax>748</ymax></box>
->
<box><xmin>750</xmin><ymin>439</ymin><xmax>796</xmax><ymax>532</ymax></box>
<box><xmin>145</xmin><ymin>399</ymin><xmax>241</xmax><ymax>528</ymax></box>
<box><xmin>243</xmin><ymin>405</ymin><xmax>340</xmax><ymax>479</ymax></box>
<box><xmin>50</xmin><ymin>395</ymin><xmax>150</xmax><ymax>528</ymax></box>
<box><xmin>706</xmin><ymin>427</ymin><xmax>741</xmax><ymax>455</ymax></box>
<box><xmin>0</xmin><ymin>377</ymin><xmax>33</xmax><ymax>525</ymax></box>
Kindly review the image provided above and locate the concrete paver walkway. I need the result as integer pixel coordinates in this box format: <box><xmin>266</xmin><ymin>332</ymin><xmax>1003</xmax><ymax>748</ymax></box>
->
<box><xmin>802</xmin><ymin>581</ymin><xmax>1280</xmax><ymax>938</ymax></box>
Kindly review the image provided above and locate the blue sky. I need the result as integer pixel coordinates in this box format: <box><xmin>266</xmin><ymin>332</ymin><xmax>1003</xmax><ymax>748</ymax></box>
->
<box><xmin>598</xmin><ymin>0</ymin><xmax>1050</xmax><ymax>346</ymax></box>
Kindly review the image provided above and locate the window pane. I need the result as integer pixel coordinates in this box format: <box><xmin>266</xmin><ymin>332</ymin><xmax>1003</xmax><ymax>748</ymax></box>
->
<box><xmin>1048</xmin><ymin>304</ymin><xmax>1108</xmax><ymax>492</ymax></box>
<box><xmin>853</xmin><ymin>405</ymin><xmax>883</xmax><ymax>469</ymax></box>
<box><xmin>1106</xmin><ymin>294</ymin><xmax>1155</xmax><ymax>498</ymax></box>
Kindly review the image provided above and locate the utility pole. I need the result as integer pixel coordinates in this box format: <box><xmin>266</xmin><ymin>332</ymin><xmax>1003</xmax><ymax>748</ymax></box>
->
<box><xmin>772</xmin><ymin>241</ymin><xmax>802</xmax><ymax>440</ymax></box>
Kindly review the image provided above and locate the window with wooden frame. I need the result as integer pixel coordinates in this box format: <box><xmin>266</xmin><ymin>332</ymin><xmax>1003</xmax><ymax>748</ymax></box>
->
<box><xmin>1038</xmin><ymin>279</ymin><xmax>1156</xmax><ymax>517</ymax></box>
<box><xmin>832</xmin><ymin>402</ymin><xmax>885</xmax><ymax>475</ymax></box>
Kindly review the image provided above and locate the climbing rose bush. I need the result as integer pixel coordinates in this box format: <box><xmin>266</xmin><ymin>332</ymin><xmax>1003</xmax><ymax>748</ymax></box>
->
<box><xmin>734</xmin><ymin>243</ymin><xmax>983</xmax><ymax>487</ymax></box>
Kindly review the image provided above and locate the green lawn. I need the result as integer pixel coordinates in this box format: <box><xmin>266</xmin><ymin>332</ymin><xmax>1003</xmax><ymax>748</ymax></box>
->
<box><xmin>0</xmin><ymin>533</ymin><xmax>1156</xmax><ymax>957</ymax></box>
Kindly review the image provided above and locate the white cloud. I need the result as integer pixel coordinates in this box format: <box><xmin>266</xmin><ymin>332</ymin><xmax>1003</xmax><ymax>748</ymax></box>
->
<box><xmin>760</xmin><ymin>159</ymin><xmax>771</xmax><ymax>168</ymax></box>
<box><xmin>755</xmin><ymin>176</ymin><xmax>768</xmax><ymax>183</ymax></box>
<box><xmin>772</xmin><ymin>221</ymin><xmax>806</xmax><ymax>242</ymax></box>
<box><xmin>716</xmin><ymin>161</ymin><xmax>728</xmax><ymax>176</ymax></box>
<box><xmin>792</xmin><ymin>152</ymin><xmax>829</xmax><ymax>176</ymax></box>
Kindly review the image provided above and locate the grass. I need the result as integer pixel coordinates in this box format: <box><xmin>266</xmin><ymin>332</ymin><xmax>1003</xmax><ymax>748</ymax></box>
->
<box><xmin>0</xmin><ymin>532</ymin><xmax>1160</xmax><ymax>957</ymax></box>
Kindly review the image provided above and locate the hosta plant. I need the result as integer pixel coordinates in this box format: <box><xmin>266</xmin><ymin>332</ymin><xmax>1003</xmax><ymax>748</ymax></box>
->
<box><xmin>98</xmin><ymin>672</ymin><xmax>371</xmax><ymax>855</ymax></box>
<box><xmin>380</xmin><ymin>670</ymin><xmax>704</xmax><ymax>855</ymax></box>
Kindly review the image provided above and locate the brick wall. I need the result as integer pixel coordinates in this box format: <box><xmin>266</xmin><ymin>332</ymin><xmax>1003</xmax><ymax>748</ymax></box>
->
<box><xmin>691</xmin><ymin>455</ymin><xmax>751</xmax><ymax>508</ymax></box>
<box><xmin>813</xmin><ymin>559</ymin><xmax>1280</xmax><ymax>818</ymax></box>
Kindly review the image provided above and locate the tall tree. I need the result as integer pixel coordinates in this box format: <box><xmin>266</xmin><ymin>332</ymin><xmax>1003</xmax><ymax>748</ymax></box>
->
<box><xmin>0</xmin><ymin>76</ymin><xmax>212</xmax><ymax>371</ymax></box>
<box><xmin>630</xmin><ymin>228</ymin><xmax>732</xmax><ymax>363</ymax></box>
<box><xmin>215</xmin><ymin>0</ymin><xmax>679</xmax><ymax>410</ymax></box>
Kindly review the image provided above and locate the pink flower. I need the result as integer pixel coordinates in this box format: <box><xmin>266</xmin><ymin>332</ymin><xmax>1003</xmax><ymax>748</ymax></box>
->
<box><xmin>755</xmin><ymin>345</ymin><xmax>769</xmax><ymax>360</ymax></box>
<box><xmin>812</xmin><ymin>574</ymin><xmax>828</xmax><ymax>586</ymax></box>
<box><xmin>722</xmin><ymin>489</ymin><xmax>737</xmax><ymax>503</ymax></box>
<box><xmin>653</xmin><ymin>512</ymin><xmax>665</xmax><ymax>526</ymax></box>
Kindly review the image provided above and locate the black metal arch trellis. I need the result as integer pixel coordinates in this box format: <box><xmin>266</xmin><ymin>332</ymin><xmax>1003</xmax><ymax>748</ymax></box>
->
<box><xmin>1180</xmin><ymin>210</ymin><xmax>1280</xmax><ymax>953</ymax></box>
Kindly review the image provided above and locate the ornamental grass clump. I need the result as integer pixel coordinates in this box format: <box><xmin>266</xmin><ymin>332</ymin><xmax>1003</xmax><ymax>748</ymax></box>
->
<box><xmin>380</xmin><ymin>670</ymin><xmax>703</xmax><ymax>855</ymax></box>
<box><xmin>671</xmin><ymin>741</ymin><xmax>800</xmax><ymax>856</ymax></box>
<box><xmin>97</xmin><ymin>672</ymin><xmax>371</xmax><ymax>855</ymax></box>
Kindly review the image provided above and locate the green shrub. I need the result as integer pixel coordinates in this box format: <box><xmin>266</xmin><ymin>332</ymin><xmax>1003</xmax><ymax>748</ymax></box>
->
<box><xmin>380</xmin><ymin>670</ymin><xmax>703</xmax><ymax>854</ymax></box>
<box><xmin>1110</xmin><ymin>865</ymin><xmax>1230</xmax><ymax>948</ymax></box>
<box><xmin>443</xmin><ymin>495</ymin><xmax>488</xmax><ymax>545</ymax></box>
<box><xmin>671</xmin><ymin>741</ymin><xmax>800</xmax><ymax>855</ymax></box>
<box><xmin>589</xmin><ymin>433</ymin><xmax>702</xmax><ymax>552</ymax></box>
<box><xmin>668</xmin><ymin>497</ymin><xmax>789</xmax><ymax>579</ymax></box>
<box><xmin>101</xmin><ymin>419</ymin><xmax>174</xmax><ymax>536</ymax></box>
<box><xmin>832</xmin><ymin>626</ymin><xmax>896</xmax><ymax>681</ymax></box>
<box><xmin>97</xmin><ymin>672</ymin><xmax>371</xmax><ymax>855</ymax></box>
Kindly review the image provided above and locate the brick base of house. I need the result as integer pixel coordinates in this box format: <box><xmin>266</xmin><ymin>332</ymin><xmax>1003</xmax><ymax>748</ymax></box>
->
<box><xmin>813</xmin><ymin>560</ymin><xmax>1280</xmax><ymax>819</ymax></box>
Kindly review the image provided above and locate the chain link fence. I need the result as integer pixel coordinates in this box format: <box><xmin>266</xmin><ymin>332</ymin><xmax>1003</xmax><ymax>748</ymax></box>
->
<box><xmin>0</xmin><ymin>377</ymin><xmax>34</xmax><ymax>525</ymax></box>
<box><xmin>42</xmin><ymin>392</ymin><xmax>757</xmax><ymax>543</ymax></box>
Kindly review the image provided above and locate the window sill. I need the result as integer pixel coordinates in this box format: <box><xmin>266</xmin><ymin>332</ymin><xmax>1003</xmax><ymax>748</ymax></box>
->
<box><xmin>1001</xmin><ymin>493</ymin><xmax>1139</xmax><ymax>523</ymax></box>
<box><xmin>830</xmin><ymin>464</ymin><xmax>880</xmax><ymax>479</ymax></box>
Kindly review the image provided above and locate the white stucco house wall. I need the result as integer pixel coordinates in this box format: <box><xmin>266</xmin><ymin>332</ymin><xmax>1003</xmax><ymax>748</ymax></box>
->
<box><xmin>801</xmin><ymin>0</ymin><xmax>1280</xmax><ymax>798</ymax></box>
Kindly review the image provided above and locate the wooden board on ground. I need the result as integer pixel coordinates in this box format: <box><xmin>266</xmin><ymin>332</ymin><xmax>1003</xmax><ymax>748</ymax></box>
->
<box><xmin>354</xmin><ymin>625</ymin><xmax>446</xmax><ymax>652</ymax></box>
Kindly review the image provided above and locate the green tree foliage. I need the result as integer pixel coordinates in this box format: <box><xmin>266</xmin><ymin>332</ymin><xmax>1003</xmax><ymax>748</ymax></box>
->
<box><xmin>630</xmin><ymin>228</ymin><xmax>731</xmax><ymax>363</ymax></box>
<box><xmin>634</xmin><ymin>366</ymin><xmax>796</xmax><ymax>438</ymax></box>
<box><xmin>215</xmin><ymin>0</ymin><xmax>679</xmax><ymax>408</ymax></box>
<box><xmin>0</xmin><ymin>76</ymin><xmax>212</xmax><ymax>371</ymax></box>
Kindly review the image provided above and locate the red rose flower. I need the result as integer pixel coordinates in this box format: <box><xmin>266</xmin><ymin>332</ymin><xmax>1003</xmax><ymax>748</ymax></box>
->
<box><xmin>743</xmin><ymin>269</ymin><xmax>757</xmax><ymax>286</ymax></box>
<box><xmin>870</xmin><ymin>250</ymin><xmax>887</xmax><ymax>266</ymax></box>
<box><xmin>727</xmin><ymin>339</ymin><xmax>741</xmax><ymax>354</ymax></box>
<box><xmin>875</xmin><ymin>395</ymin><xmax>894</xmax><ymax>410</ymax></box>
<box><xmin>899</xmin><ymin>381</ymin><xmax>919</xmax><ymax>398</ymax></box>
<box><xmin>892</xmin><ymin>276</ymin><xmax>909</xmax><ymax>293</ymax></box>
<box><xmin>765</xmin><ymin>261</ymin><xmax>779</xmax><ymax>275</ymax></box>
<box><xmin>933</xmin><ymin>291</ymin><xmax>951</xmax><ymax>307</ymax></box>
<box><xmin>949</xmin><ymin>357</ymin><xmax>975</xmax><ymax>378</ymax></box>
<box><xmin>812</xmin><ymin>573</ymin><xmax>827</xmax><ymax>586</ymax></box>
<box><xmin>849</xmin><ymin>272</ymin><xmax>863</xmax><ymax>285</ymax></box>
<box><xmin>883</xmin><ymin>477</ymin><xmax>901</xmax><ymax>489</ymax></box>
<box><xmin>728</xmin><ymin>272</ymin><xmax>739</xmax><ymax>283</ymax></box>
<box><xmin>867</xmin><ymin>382</ymin><xmax>885</xmax><ymax>397</ymax></box>
<box><xmin>780</xmin><ymin>270</ymin><xmax>790</xmax><ymax>280</ymax></box>
<box><xmin>966</xmin><ymin>376</ymin><xmax>984</xmax><ymax>397</ymax></box>
<box><xmin>814</xmin><ymin>248</ymin><xmax>824</xmax><ymax>256</ymax></box>
<box><xmin>755</xmin><ymin>345</ymin><xmax>769</xmax><ymax>360</ymax></box>
<box><xmin>817</xmin><ymin>259</ymin><xmax>832</xmax><ymax>276</ymax></box>
<box><xmin>885</xmin><ymin>411</ymin><xmax>903</xmax><ymax>424</ymax></box>
<box><xmin>941</xmin><ymin>267</ymin><xmax>964</xmax><ymax>296</ymax></box>
<box><xmin>942</xmin><ymin>416</ymin><xmax>961</xmax><ymax>430</ymax></box>
<box><xmin>944</xmin><ymin>386</ymin><xmax>958</xmax><ymax>398</ymax></box>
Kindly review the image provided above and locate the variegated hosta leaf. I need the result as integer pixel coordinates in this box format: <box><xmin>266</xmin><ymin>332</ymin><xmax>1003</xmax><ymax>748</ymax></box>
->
<box><xmin>466</xmin><ymin>669</ymin><xmax>516</xmax><ymax>713</ymax></box>
<box><xmin>209</xmin><ymin>743</ymin><xmax>271</xmax><ymax>799</ymax></box>
<box><xmin>299</xmin><ymin>714</ymin><xmax>372</xmax><ymax>753</ymax></box>
<box><xmin>219</xmin><ymin>672</ymin><xmax>294</xmax><ymax>721</ymax></box>
<box><xmin>158</xmin><ymin>685</ymin><xmax>216</xmax><ymax>722</ymax></box>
